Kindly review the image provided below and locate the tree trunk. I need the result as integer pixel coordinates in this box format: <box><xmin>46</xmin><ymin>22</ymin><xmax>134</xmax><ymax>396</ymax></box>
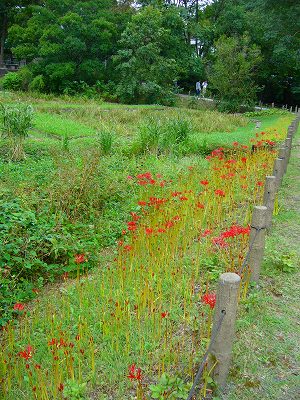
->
<box><xmin>0</xmin><ymin>13</ymin><xmax>8</xmax><ymax>67</ymax></box>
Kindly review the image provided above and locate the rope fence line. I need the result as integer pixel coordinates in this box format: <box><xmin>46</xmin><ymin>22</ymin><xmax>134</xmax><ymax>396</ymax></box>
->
<box><xmin>186</xmin><ymin>114</ymin><xmax>300</xmax><ymax>399</ymax></box>
<box><xmin>186</xmin><ymin>310</ymin><xmax>226</xmax><ymax>400</ymax></box>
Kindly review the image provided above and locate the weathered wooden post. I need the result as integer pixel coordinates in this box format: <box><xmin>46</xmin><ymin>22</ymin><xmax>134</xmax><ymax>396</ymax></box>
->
<box><xmin>263</xmin><ymin>176</ymin><xmax>276</xmax><ymax>229</ymax></box>
<box><xmin>210</xmin><ymin>273</ymin><xmax>241</xmax><ymax>388</ymax></box>
<box><xmin>284</xmin><ymin>137</ymin><xmax>292</xmax><ymax>171</ymax></box>
<box><xmin>290</xmin><ymin>106</ymin><xmax>293</xmax><ymax>113</ymax></box>
<box><xmin>273</xmin><ymin>158</ymin><xmax>284</xmax><ymax>190</ymax></box>
<box><xmin>248</xmin><ymin>206</ymin><xmax>268</xmax><ymax>283</ymax></box>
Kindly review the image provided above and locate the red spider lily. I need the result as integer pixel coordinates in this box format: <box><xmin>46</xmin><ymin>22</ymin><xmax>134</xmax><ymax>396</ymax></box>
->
<box><xmin>215</xmin><ymin>189</ymin><xmax>225</xmax><ymax>197</ymax></box>
<box><xmin>18</xmin><ymin>345</ymin><xmax>33</xmax><ymax>360</ymax></box>
<box><xmin>127</xmin><ymin>221</ymin><xmax>137</xmax><ymax>231</ymax></box>
<box><xmin>145</xmin><ymin>228</ymin><xmax>153</xmax><ymax>235</ymax></box>
<box><xmin>200</xmin><ymin>229</ymin><xmax>212</xmax><ymax>238</ymax></box>
<box><xmin>241</xmin><ymin>157</ymin><xmax>247</xmax><ymax>163</ymax></box>
<box><xmin>161</xmin><ymin>312</ymin><xmax>169</xmax><ymax>318</ymax></box>
<box><xmin>74</xmin><ymin>254</ymin><xmax>85</xmax><ymax>264</ymax></box>
<box><xmin>130</xmin><ymin>212</ymin><xmax>140</xmax><ymax>221</ymax></box>
<box><xmin>124</xmin><ymin>245</ymin><xmax>133</xmax><ymax>252</ymax></box>
<box><xmin>158</xmin><ymin>228</ymin><xmax>166</xmax><ymax>233</ymax></box>
<box><xmin>13</xmin><ymin>303</ymin><xmax>25</xmax><ymax>311</ymax></box>
<box><xmin>257</xmin><ymin>181</ymin><xmax>263</xmax><ymax>187</ymax></box>
<box><xmin>127</xmin><ymin>175</ymin><xmax>133</xmax><ymax>180</ymax></box>
<box><xmin>128</xmin><ymin>364</ymin><xmax>142</xmax><ymax>381</ymax></box>
<box><xmin>202</xmin><ymin>293</ymin><xmax>216</xmax><ymax>309</ymax></box>
<box><xmin>58</xmin><ymin>383</ymin><xmax>64</xmax><ymax>392</ymax></box>
<box><xmin>200</xmin><ymin>180</ymin><xmax>209</xmax><ymax>186</ymax></box>
<box><xmin>138</xmin><ymin>201</ymin><xmax>147</xmax><ymax>206</ymax></box>
<box><xmin>165</xmin><ymin>221</ymin><xmax>174</xmax><ymax>229</ymax></box>
<box><xmin>233</xmin><ymin>141</ymin><xmax>239</xmax><ymax>146</ymax></box>
<box><xmin>212</xmin><ymin>236</ymin><xmax>228</xmax><ymax>248</ymax></box>
<box><xmin>179</xmin><ymin>196</ymin><xmax>188</xmax><ymax>201</ymax></box>
<box><xmin>196</xmin><ymin>202</ymin><xmax>204</xmax><ymax>209</ymax></box>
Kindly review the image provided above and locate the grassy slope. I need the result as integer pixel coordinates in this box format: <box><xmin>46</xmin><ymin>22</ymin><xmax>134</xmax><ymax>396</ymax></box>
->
<box><xmin>224</xmin><ymin>126</ymin><xmax>300</xmax><ymax>400</ymax></box>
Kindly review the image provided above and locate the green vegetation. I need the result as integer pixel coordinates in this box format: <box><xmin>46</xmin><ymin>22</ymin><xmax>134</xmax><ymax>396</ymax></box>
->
<box><xmin>0</xmin><ymin>91</ymin><xmax>295</xmax><ymax>400</ymax></box>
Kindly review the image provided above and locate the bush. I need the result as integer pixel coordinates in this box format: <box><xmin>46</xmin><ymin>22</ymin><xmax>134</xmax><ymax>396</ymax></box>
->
<box><xmin>29</xmin><ymin>74</ymin><xmax>45</xmax><ymax>92</ymax></box>
<box><xmin>1</xmin><ymin>72</ymin><xmax>23</xmax><ymax>91</ymax></box>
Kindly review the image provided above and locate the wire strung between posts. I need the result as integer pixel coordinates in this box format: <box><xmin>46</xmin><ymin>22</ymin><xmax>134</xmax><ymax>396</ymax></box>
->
<box><xmin>186</xmin><ymin>310</ymin><xmax>226</xmax><ymax>400</ymax></box>
<box><xmin>239</xmin><ymin>226</ymin><xmax>266</xmax><ymax>275</ymax></box>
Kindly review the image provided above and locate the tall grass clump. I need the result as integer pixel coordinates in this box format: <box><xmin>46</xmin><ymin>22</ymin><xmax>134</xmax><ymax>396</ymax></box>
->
<box><xmin>139</xmin><ymin>117</ymin><xmax>162</xmax><ymax>153</ymax></box>
<box><xmin>136</xmin><ymin>116</ymin><xmax>193</xmax><ymax>155</ymax></box>
<box><xmin>98</xmin><ymin>128</ymin><xmax>113</xmax><ymax>154</ymax></box>
<box><xmin>0</xmin><ymin>104</ymin><xmax>33</xmax><ymax>161</ymax></box>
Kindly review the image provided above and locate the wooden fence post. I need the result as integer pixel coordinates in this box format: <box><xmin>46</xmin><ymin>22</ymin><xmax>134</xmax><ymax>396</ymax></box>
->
<box><xmin>284</xmin><ymin>137</ymin><xmax>292</xmax><ymax>171</ymax></box>
<box><xmin>210</xmin><ymin>272</ymin><xmax>241</xmax><ymax>388</ymax></box>
<box><xmin>263</xmin><ymin>176</ymin><xmax>276</xmax><ymax>228</ymax></box>
<box><xmin>248</xmin><ymin>206</ymin><xmax>267</xmax><ymax>283</ymax></box>
<box><xmin>273</xmin><ymin>158</ymin><xmax>284</xmax><ymax>190</ymax></box>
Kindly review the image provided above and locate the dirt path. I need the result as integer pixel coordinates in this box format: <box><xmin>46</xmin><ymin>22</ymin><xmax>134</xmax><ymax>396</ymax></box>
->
<box><xmin>223</xmin><ymin>132</ymin><xmax>300</xmax><ymax>399</ymax></box>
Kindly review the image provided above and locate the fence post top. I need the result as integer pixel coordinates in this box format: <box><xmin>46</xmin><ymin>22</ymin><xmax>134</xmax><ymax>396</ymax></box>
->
<box><xmin>254</xmin><ymin>205</ymin><xmax>267</xmax><ymax>211</ymax></box>
<box><xmin>266</xmin><ymin>175</ymin><xmax>276</xmax><ymax>180</ymax></box>
<box><xmin>220</xmin><ymin>272</ymin><xmax>241</xmax><ymax>284</ymax></box>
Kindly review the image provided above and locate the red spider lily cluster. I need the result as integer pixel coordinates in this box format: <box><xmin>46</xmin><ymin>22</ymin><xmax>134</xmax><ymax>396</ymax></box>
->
<box><xmin>13</xmin><ymin>303</ymin><xmax>25</xmax><ymax>311</ymax></box>
<box><xmin>201</xmin><ymin>293</ymin><xmax>216</xmax><ymax>309</ymax></box>
<box><xmin>212</xmin><ymin>224</ymin><xmax>250</xmax><ymax>248</ymax></box>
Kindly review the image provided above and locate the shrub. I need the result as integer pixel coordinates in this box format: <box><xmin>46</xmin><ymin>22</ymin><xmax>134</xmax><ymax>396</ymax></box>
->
<box><xmin>29</xmin><ymin>74</ymin><xmax>45</xmax><ymax>92</ymax></box>
<box><xmin>1</xmin><ymin>72</ymin><xmax>23</xmax><ymax>91</ymax></box>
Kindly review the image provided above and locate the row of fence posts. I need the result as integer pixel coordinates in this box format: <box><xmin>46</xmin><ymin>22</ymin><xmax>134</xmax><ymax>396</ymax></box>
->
<box><xmin>187</xmin><ymin>113</ymin><xmax>300</xmax><ymax>399</ymax></box>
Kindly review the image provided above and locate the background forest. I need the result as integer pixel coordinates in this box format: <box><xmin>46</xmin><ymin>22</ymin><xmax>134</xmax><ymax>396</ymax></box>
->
<box><xmin>1</xmin><ymin>0</ymin><xmax>300</xmax><ymax>109</ymax></box>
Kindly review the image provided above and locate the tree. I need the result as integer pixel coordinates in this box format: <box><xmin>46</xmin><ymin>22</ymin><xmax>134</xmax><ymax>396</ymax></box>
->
<box><xmin>208</xmin><ymin>35</ymin><xmax>261</xmax><ymax>112</ymax></box>
<box><xmin>114</xmin><ymin>6</ymin><xmax>181</xmax><ymax>104</ymax></box>
<box><xmin>0</xmin><ymin>1</ymin><xmax>41</xmax><ymax>65</ymax></box>
<box><xmin>8</xmin><ymin>0</ymin><xmax>133</xmax><ymax>92</ymax></box>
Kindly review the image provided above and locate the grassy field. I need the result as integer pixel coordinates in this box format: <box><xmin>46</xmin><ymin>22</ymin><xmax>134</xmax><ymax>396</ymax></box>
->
<box><xmin>0</xmin><ymin>91</ymin><xmax>296</xmax><ymax>400</ymax></box>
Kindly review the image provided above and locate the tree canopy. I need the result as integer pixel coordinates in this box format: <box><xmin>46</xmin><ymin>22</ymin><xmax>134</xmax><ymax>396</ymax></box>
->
<box><xmin>1</xmin><ymin>0</ymin><xmax>299</xmax><ymax>107</ymax></box>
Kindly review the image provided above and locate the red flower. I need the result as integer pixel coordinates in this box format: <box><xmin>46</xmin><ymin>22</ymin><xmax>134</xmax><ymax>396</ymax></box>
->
<box><xmin>127</xmin><ymin>175</ymin><xmax>133</xmax><ymax>180</ymax></box>
<box><xmin>58</xmin><ymin>383</ymin><xmax>64</xmax><ymax>392</ymax></box>
<box><xmin>161</xmin><ymin>312</ymin><xmax>169</xmax><ymax>318</ymax></box>
<box><xmin>202</xmin><ymin>293</ymin><xmax>216</xmax><ymax>309</ymax></box>
<box><xmin>128</xmin><ymin>364</ymin><xmax>142</xmax><ymax>381</ymax></box>
<box><xmin>74</xmin><ymin>254</ymin><xmax>85</xmax><ymax>264</ymax></box>
<box><xmin>215</xmin><ymin>189</ymin><xmax>225</xmax><ymax>197</ymax></box>
<box><xmin>138</xmin><ymin>201</ymin><xmax>147</xmax><ymax>206</ymax></box>
<box><xmin>145</xmin><ymin>227</ymin><xmax>153</xmax><ymax>235</ymax></box>
<box><xmin>200</xmin><ymin>180</ymin><xmax>209</xmax><ymax>186</ymax></box>
<box><xmin>13</xmin><ymin>303</ymin><xmax>25</xmax><ymax>311</ymax></box>
<box><xmin>257</xmin><ymin>181</ymin><xmax>263</xmax><ymax>187</ymax></box>
<box><xmin>179</xmin><ymin>196</ymin><xmax>188</xmax><ymax>201</ymax></box>
<box><xmin>241</xmin><ymin>157</ymin><xmax>247</xmax><ymax>163</ymax></box>
<box><xmin>18</xmin><ymin>345</ymin><xmax>33</xmax><ymax>360</ymax></box>
<box><xmin>196</xmin><ymin>202</ymin><xmax>204</xmax><ymax>209</ymax></box>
